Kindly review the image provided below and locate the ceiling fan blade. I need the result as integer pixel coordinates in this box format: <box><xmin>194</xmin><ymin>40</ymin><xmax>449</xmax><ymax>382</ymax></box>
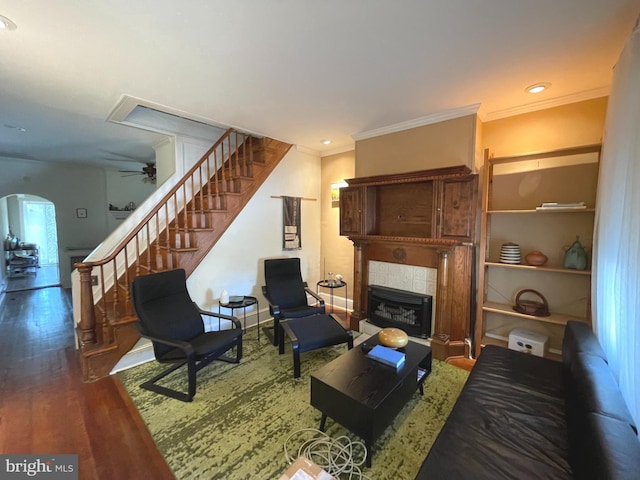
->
<box><xmin>118</xmin><ymin>162</ymin><xmax>156</xmax><ymax>180</ymax></box>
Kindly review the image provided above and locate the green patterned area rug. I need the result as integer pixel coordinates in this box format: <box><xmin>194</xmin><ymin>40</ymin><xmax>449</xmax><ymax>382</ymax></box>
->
<box><xmin>118</xmin><ymin>329</ymin><xmax>469</xmax><ymax>479</ymax></box>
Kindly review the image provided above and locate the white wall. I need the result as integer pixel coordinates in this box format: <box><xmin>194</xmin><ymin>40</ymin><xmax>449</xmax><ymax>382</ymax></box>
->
<box><xmin>0</xmin><ymin>197</ymin><xmax>8</xmax><ymax>290</ymax></box>
<box><xmin>154</xmin><ymin>137</ymin><xmax>176</xmax><ymax>186</ymax></box>
<box><xmin>177</xmin><ymin>136</ymin><xmax>215</xmax><ymax>175</ymax></box>
<box><xmin>187</xmin><ymin>146</ymin><xmax>322</xmax><ymax>327</ymax></box>
<box><xmin>6</xmin><ymin>195</ymin><xmax>21</xmax><ymax>237</ymax></box>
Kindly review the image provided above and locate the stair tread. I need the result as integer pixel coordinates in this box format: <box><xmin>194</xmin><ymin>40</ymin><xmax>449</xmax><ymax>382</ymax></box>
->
<box><xmin>169</xmin><ymin>227</ymin><xmax>215</xmax><ymax>232</ymax></box>
<box><xmin>202</xmin><ymin>191</ymin><xmax>242</xmax><ymax>197</ymax></box>
<box><xmin>156</xmin><ymin>246</ymin><xmax>200</xmax><ymax>253</ymax></box>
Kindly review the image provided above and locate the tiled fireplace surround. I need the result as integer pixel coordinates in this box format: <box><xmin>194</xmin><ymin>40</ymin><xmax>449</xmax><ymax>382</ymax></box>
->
<box><xmin>360</xmin><ymin>261</ymin><xmax>437</xmax><ymax>344</ymax></box>
<box><xmin>349</xmin><ymin>240</ymin><xmax>474</xmax><ymax>360</ymax></box>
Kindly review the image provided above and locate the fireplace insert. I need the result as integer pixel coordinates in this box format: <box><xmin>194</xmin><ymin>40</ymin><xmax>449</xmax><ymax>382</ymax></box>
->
<box><xmin>367</xmin><ymin>285</ymin><xmax>432</xmax><ymax>338</ymax></box>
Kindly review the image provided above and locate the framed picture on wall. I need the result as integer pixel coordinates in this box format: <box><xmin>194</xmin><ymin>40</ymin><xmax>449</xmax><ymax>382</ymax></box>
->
<box><xmin>76</xmin><ymin>208</ymin><xmax>87</xmax><ymax>219</ymax></box>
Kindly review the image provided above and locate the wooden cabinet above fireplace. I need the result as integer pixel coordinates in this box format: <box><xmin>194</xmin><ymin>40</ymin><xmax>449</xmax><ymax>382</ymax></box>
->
<box><xmin>340</xmin><ymin>165</ymin><xmax>477</xmax><ymax>243</ymax></box>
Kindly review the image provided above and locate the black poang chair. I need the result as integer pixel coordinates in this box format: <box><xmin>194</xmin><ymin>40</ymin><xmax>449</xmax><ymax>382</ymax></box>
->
<box><xmin>262</xmin><ymin>257</ymin><xmax>325</xmax><ymax>346</ymax></box>
<box><xmin>131</xmin><ymin>268</ymin><xmax>243</xmax><ymax>402</ymax></box>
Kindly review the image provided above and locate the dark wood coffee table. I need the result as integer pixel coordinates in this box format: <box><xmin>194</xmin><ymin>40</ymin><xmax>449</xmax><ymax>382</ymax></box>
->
<box><xmin>310</xmin><ymin>334</ymin><xmax>432</xmax><ymax>466</ymax></box>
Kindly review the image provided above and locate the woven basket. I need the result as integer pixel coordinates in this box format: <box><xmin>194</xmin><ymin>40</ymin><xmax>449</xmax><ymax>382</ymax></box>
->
<box><xmin>513</xmin><ymin>289</ymin><xmax>550</xmax><ymax>317</ymax></box>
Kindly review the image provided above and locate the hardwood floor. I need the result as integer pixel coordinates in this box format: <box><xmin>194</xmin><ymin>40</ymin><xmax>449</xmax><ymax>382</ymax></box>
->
<box><xmin>445</xmin><ymin>356</ymin><xmax>476</xmax><ymax>372</ymax></box>
<box><xmin>0</xmin><ymin>287</ymin><xmax>173</xmax><ymax>479</ymax></box>
<box><xmin>5</xmin><ymin>264</ymin><xmax>61</xmax><ymax>292</ymax></box>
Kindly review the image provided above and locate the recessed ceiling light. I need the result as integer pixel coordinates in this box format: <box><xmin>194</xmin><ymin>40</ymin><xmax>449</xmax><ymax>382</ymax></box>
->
<box><xmin>526</xmin><ymin>82</ymin><xmax>551</xmax><ymax>94</ymax></box>
<box><xmin>321</xmin><ymin>139</ymin><xmax>331</xmax><ymax>145</ymax></box>
<box><xmin>0</xmin><ymin>15</ymin><xmax>17</xmax><ymax>31</ymax></box>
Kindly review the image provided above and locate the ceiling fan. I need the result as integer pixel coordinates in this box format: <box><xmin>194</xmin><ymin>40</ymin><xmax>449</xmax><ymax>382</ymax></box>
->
<box><xmin>119</xmin><ymin>162</ymin><xmax>157</xmax><ymax>183</ymax></box>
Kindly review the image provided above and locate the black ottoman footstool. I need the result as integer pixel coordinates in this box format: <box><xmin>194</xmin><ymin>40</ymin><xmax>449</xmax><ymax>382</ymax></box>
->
<box><xmin>278</xmin><ymin>313</ymin><xmax>353</xmax><ymax>378</ymax></box>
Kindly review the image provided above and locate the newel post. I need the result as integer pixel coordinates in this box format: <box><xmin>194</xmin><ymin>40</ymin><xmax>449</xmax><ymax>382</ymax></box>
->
<box><xmin>77</xmin><ymin>263</ymin><xmax>97</xmax><ymax>345</ymax></box>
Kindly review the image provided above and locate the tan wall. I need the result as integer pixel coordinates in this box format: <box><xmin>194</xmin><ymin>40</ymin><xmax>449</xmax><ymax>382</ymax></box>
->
<box><xmin>355</xmin><ymin>115</ymin><xmax>477</xmax><ymax>177</ymax></box>
<box><xmin>320</xmin><ymin>150</ymin><xmax>356</xmax><ymax>303</ymax></box>
<box><xmin>475</xmin><ymin>116</ymin><xmax>484</xmax><ymax>172</ymax></box>
<box><xmin>477</xmin><ymin>97</ymin><xmax>608</xmax><ymax>253</ymax></box>
<box><xmin>482</xmin><ymin>97</ymin><xmax>608</xmax><ymax>157</ymax></box>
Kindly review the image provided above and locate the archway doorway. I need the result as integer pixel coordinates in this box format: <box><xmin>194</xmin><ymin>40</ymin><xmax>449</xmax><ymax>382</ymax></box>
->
<box><xmin>2</xmin><ymin>194</ymin><xmax>60</xmax><ymax>292</ymax></box>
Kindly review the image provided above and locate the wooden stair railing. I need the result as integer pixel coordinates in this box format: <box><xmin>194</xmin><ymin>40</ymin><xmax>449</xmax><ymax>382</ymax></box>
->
<box><xmin>76</xmin><ymin>129</ymin><xmax>292</xmax><ymax>381</ymax></box>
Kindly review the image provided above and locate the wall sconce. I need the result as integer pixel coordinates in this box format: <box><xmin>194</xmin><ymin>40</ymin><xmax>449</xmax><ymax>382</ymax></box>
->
<box><xmin>330</xmin><ymin>181</ymin><xmax>348</xmax><ymax>208</ymax></box>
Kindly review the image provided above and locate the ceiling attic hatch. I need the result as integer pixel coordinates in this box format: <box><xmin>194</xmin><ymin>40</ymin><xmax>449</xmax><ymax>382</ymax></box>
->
<box><xmin>107</xmin><ymin>96</ymin><xmax>229</xmax><ymax>142</ymax></box>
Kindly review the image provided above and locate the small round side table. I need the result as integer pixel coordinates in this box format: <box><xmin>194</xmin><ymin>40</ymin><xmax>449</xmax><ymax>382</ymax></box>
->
<box><xmin>218</xmin><ymin>296</ymin><xmax>260</xmax><ymax>341</ymax></box>
<box><xmin>316</xmin><ymin>280</ymin><xmax>347</xmax><ymax>313</ymax></box>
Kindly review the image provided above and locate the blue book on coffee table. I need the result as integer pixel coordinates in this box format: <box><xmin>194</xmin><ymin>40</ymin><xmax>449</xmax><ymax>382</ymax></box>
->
<box><xmin>368</xmin><ymin>345</ymin><xmax>405</xmax><ymax>369</ymax></box>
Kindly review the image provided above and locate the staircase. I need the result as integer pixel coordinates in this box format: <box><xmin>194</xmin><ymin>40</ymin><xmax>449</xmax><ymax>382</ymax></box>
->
<box><xmin>76</xmin><ymin>129</ymin><xmax>292</xmax><ymax>381</ymax></box>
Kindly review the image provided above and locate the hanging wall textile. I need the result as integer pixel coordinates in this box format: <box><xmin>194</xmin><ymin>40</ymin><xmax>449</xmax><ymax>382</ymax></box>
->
<box><xmin>282</xmin><ymin>196</ymin><xmax>301</xmax><ymax>250</ymax></box>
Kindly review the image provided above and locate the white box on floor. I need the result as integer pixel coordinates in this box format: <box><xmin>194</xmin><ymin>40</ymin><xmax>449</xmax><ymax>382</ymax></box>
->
<box><xmin>508</xmin><ymin>328</ymin><xmax>548</xmax><ymax>357</ymax></box>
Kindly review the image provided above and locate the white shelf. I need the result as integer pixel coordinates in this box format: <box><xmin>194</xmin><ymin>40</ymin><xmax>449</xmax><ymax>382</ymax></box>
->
<box><xmin>484</xmin><ymin>262</ymin><xmax>591</xmax><ymax>275</ymax></box>
<box><xmin>488</xmin><ymin>208</ymin><xmax>595</xmax><ymax>214</ymax></box>
<box><xmin>109</xmin><ymin>210</ymin><xmax>131</xmax><ymax>220</ymax></box>
<box><xmin>482</xmin><ymin>301</ymin><xmax>587</xmax><ymax>326</ymax></box>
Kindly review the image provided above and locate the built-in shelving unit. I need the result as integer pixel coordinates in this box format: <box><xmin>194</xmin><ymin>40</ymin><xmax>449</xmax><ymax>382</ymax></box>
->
<box><xmin>475</xmin><ymin>144</ymin><xmax>601</xmax><ymax>360</ymax></box>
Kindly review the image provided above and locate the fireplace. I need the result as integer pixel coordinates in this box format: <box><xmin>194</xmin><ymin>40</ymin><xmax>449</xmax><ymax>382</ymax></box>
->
<box><xmin>367</xmin><ymin>285</ymin><xmax>432</xmax><ymax>338</ymax></box>
<box><xmin>349</xmin><ymin>240</ymin><xmax>473</xmax><ymax>359</ymax></box>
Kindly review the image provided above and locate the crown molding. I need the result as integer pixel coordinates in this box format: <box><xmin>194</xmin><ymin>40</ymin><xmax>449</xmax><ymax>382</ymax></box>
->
<box><xmin>152</xmin><ymin>137</ymin><xmax>173</xmax><ymax>151</ymax></box>
<box><xmin>352</xmin><ymin>103</ymin><xmax>482</xmax><ymax>141</ymax></box>
<box><xmin>320</xmin><ymin>144</ymin><xmax>355</xmax><ymax>157</ymax></box>
<box><xmin>295</xmin><ymin>145</ymin><xmax>321</xmax><ymax>157</ymax></box>
<box><xmin>483</xmin><ymin>87</ymin><xmax>610</xmax><ymax>121</ymax></box>
<box><xmin>347</xmin><ymin>87</ymin><xmax>611</xmax><ymax>142</ymax></box>
<box><xmin>107</xmin><ymin>95</ymin><xmax>141</xmax><ymax>123</ymax></box>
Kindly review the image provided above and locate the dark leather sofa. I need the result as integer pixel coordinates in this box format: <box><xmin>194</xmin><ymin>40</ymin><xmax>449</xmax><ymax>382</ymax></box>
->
<box><xmin>415</xmin><ymin>321</ymin><xmax>640</xmax><ymax>479</ymax></box>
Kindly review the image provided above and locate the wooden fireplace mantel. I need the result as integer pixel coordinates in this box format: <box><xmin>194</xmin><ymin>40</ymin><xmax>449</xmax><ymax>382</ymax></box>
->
<box><xmin>340</xmin><ymin>166</ymin><xmax>478</xmax><ymax>360</ymax></box>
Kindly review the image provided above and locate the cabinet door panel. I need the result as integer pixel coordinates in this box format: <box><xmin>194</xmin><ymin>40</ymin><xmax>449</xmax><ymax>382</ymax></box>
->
<box><xmin>339</xmin><ymin>187</ymin><xmax>363</xmax><ymax>236</ymax></box>
<box><xmin>437</xmin><ymin>176</ymin><xmax>477</xmax><ymax>242</ymax></box>
<box><xmin>371</xmin><ymin>182</ymin><xmax>434</xmax><ymax>237</ymax></box>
